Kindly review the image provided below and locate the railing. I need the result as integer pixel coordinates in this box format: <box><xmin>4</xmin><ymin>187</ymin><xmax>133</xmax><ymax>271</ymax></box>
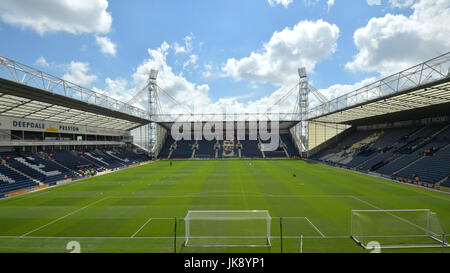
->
<box><xmin>151</xmin><ymin>112</ymin><xmax>302</xmax><ymax>123</ymax></box>
<box><xmin>0</xmin><ymin>55</ymin><xmax>149</xmax><ymax>120</ymax></box>
<box><xmin>308</xmin><ymin>52</ymin><xmax>450</xmax><ymax>120</ymax></box>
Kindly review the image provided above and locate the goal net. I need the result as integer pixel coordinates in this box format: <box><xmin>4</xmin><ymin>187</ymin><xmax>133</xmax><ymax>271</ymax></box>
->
<box><xmin>351</xmin><ymin>209</ymin><xmax>448</xmax><ymax>249</ymax></box>
<box><xmin>184</xmin><ymin>210</ymin><xmax>271</xmax><ymax>247</ymax></box>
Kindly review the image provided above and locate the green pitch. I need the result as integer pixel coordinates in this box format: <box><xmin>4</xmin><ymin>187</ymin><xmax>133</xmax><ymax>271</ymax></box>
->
<box><xmin>0</xmin><ymin>159</ymin><xmax>448</xmax><ymax>253</ymax></box>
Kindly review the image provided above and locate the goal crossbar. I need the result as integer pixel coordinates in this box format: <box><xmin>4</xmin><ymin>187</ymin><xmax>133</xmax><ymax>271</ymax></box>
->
<box><xmin>184</xmin><ymin>210</ymin><xmax>272</xmax><ymax>247</ymax></box>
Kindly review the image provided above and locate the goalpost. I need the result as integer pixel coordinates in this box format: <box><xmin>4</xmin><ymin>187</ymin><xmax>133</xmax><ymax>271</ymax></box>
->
<box><xmin>184</xmin><ymin>210</ymin><xmax>271</xmax><ymax>247</ymax></box>
<box><xmin>351</xmin><ymin>209</ymin><xmax>448</xmax><ymax>249</ymax></box>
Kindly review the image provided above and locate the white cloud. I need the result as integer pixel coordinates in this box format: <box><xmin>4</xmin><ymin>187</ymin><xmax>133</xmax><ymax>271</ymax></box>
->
<box><xmin>34</xmin><ymin>56</ymin><xmax>49</xmax><ymax>67</ymax></box>
<box><xmin>62</xmin><ymin>61</ymin><xmax>97</xmax><ymax>87</ymax></box>
<box><xmin>93</xmin><ymin>77</ymin><xmax>132</xmax><ymax>102</ymax></box>
<box><xmin>347</xmin><ymin>0</ymin><xmax>450</xmax><ymax>76</ymax></box>
<box><xmin>311</xmin><ymin>77</ymin><xmax>378</xmax><ymax>107</ymax></box>
<box><xmin>0</xmin><ymin>0</ymin><xmax>112</xmax><ymax>35</ymax></box>
<box><xmin>304</xmin><ymin>0</ymin><xmax>321</xmax><ymax>6</ymax></box>
<box><xmin>97</xmin><ymin>33</ymin><xmax>373</xmax><ymax>117</ymax></box>
<box><xmin>202</xmin><ymin>64</ymin><xmax>213</xmax><ymax>78</ymax></box>
<box><xmin>173</xmin><ymin>34</ymin><xmax>194</xmax><ymax>54</ymax></box>
<box><xmin>173</xmin><ymin>42</ymin><xmax>187</xmax><ymax>54</ymax></box>
<box><xmin>367</xmin><ymin>0</ymin><xmax>416</xmax><ymax>7</ymax></box>
<box><xmin>389</xmin><ymin>0</ymin><xmax>415</xmax><ymax>8</ymax></box>
<box><xmin>327</xmin><ymin>0</ymin><xmax>335</xmax><ymax>12</ymax></box>
<box><xmin>222</xmin><ymin>19</ymin><xmax>339</xmax><ymax>86</ymax></box>
<box><xmin>129</xmin><ymin>42</ymin><xmax>212</xmax><ymax>113</ymax></box>
<box><xmin>95</xmin><ymin>41</ymin><xmax>294</xmax><ymax>115</ymax></box>
<box><xmin>183</xmin><ymin>54</ymin><xmax>199</xmax><ymax>69</ymax></box>
<box><xmin>95</xmin><ymin>35</ymin><xmax>117</xmax><ymax>56</ymax></box>
<box><xmin>268</xmin><ymin>0</ymin><xmax>294</xmax><ymax>8</ymax></box>
<box><xmin>367</xmin><ymin>0</ymin><xmax>382</xmax><ymax>5</ymax></box>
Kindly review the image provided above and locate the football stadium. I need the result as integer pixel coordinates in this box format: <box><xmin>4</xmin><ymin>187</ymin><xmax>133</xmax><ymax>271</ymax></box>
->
<box><xmin>0</xmin><ymin>51</ymin><xmax>448</xmax><ymax>254</ymax></box>
<box><xmin>0</xmin><ymin>1</ymin><xmax>449</xmax><ymax>258</ymax></box>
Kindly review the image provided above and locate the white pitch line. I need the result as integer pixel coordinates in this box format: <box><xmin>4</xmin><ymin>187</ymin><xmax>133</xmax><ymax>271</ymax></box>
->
<box><xmin>349</xmin><ymin>195</ymin><xmax>431</xmax><ymax>234</ymax></box>
<box><xmin>131</xmin><ymin>217</ymin><xmax>152</xmax><ymax>238</ymax></box>
<box><xmin>304</xmin><ymin>217</ymin><xmax>325</xmax><ymax>238</ymax></box>
<box><xmin>0</xmin><ymin>235</ymin><xmax>354</xmax><ymax>240</ymax></box>
<box><xmin>20</xmin><ymin>197</ymin><xmax>108</xmax><ymax>237</ymax></box>
<box><xmin>108</xmin><ymin>194</ymin><xmax>354</xmax><ymax>199</ymax></box>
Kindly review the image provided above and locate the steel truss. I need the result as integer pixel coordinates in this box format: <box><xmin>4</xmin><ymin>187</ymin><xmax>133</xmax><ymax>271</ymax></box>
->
<box><xmin>308</xmin><ymin>52</ymin><xmax>450</xmax><ymax>121</ymax></box>
<box><xmin>0</xmin><ymin>55</ymin><xmax>148</xmax><ymax>120</ymax></box>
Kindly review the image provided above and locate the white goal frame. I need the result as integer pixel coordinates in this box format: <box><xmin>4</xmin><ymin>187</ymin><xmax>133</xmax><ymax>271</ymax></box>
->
<box><xmin>184</xmin><ymin>210</ymin><xmax>272</xmax><ymax>247</ymax></box>
<box><xmin>350</xmin><ymin>209</ymin><xmax>448</xmax><ymax>249</ymax></box>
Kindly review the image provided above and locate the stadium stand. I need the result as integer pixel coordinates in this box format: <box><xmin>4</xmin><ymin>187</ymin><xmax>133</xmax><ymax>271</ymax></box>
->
<box><xmin>112</xmin><ymin>149</ymin><xmax>150</xmax><ymax>163</ymax></box>
<box><xmin>171</xmin><ymin>140</ymin><xmax>195</xmax><ymax>159</ymax></box>
<box><xmin>441</xmin><ymin>177</ymin><xmax>450</xmax><ymax>188</ymax></box>
<box><xmin>158</xmin><ymin>138</ymin><xmax>176</xmax><ymax>159</ymax></box>
<box><xmin>0</xmin><ymin>148</ymin><xmax>150</xmax><ymax>193</ymax></box>
<box><xmin>0</xmin><ymin>164</ymin><xmax>39</xmax><ymax>193</ymax></box>
<box><xmin>236</xmin><ymin>139</ymin><xmax>263</xmax><ymax>158</ymax></box>
<box><xmin>157</xmin><ymin>133</ymin><xmax>301</xmax><ymax>159</ymax></box>
<box><xmin>196</xmin><ymin>139</ymin><xmax>216</xmax><ymax>159</ymax></box>
<box><xmin>51</xmin><ymin>150</ymin><xmax>101</xmax><ymax>172</ymax></box>
<box><xmin>262</xmin><ymin>138</ymin><xmax>287</xmax><ymax>158</ymax></box>
<box><xmin>157</xmin><ymin>134</ymin><xmax>300</xmax><ymax>159</ymax></box>
<box><xmin>5</xmin><ymin>152</ymin><xmax>74</xmax><ymax>184</ymax></box>
<box><xmin>281</xmin><ymin>134</ymin><xmax>299</xmax><ymax>157</ymax></box>
<box><xmin>311</xmin><ymin>122</ymin><xmax>450</xmax><ymax>186</ymax></box>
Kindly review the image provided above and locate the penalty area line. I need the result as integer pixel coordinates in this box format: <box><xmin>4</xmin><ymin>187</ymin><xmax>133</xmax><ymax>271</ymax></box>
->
<box><xmin>304</xmin><ymin>217</ymin><xmax>325</xmax><ymax>238</ymax></box>
<box><xmin>0</xmin><ymin>235</ymin><xmax>351</xmax><ymax>240</ymax></box>
<box><xmin>131</xmin><ymin>217</ymin><xmax>152</xmax><ymax>238</ymax></box>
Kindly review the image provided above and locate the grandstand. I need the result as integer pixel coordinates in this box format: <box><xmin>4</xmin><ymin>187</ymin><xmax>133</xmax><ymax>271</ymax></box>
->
<box><xmin>0</xmin><ymin>55</ymin><xmax>151</xmax><ymax>196</ymax></box>
<box><xmin>151</xmin><ymin>52</ymin><xmax>450</xmax><ymax>191</ymax></box>
<box><xmin>2</xmin><ymin>50</ymin><xmax>448</xmax><ymax>189</ymax></box>
<box><xmin>0</xmin><ymin>52</ymin><xmax>449</xmax><ymax>254</ymax></box>
<box><xmin>307</xmin><ymin>52</ymin><xmax>450</xmax><ymax>190</ymax></box>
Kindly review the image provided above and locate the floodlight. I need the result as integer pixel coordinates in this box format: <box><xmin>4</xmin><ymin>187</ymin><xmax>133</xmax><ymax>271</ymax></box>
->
<box><xmin>298</xmin><ymin>67</ymin><xmax>307</xmax><ymax>78</ymax></box>
<box><xmin>149</xmin><ymin>69</ymin><xmax>158</xmax><ymax>80</ymax></box>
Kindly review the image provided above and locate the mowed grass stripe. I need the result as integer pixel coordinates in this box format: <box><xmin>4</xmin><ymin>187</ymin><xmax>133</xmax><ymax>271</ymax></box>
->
<box><xmin>31</xmin><ymin>160</ymin><xmax>199</xmax><ymax>238</ymax></box>
<box><xmin>277</xmin><ymin>160</ymin><xmax>450</xmax><ymax>234</ymax></box>
<box><xmin>131</xmin><ymin>161</ymin><xmax>218</xmax><ymax>238</ymax></box>
<box><xmin>0</xmin><ymin>159</ymin><xmax>448</xmax><ymax>253</ymax></box>
<box><xmin>228</xmin><ymin>160</ymin><xmax>272</xmax><ymax>211</ymax></box>
<box><xmin>280</xmin><ymin>160</ymin><xmax>450</xmax><ymax>233</ymax></box>
<box><xmin>253</xmin><ymin>160</ymin><xmax>361</xmax><ymax>236</ymax></box>
<box><xmin>0</xmin><ymin>161</ymin><xmax>191</xmax><ymax>236</ymax></box>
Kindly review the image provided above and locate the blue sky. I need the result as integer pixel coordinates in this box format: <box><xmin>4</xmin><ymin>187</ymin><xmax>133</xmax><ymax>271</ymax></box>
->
<box><xmin>0</xmin><ymin>0</ymin><xmax>448</xmax><ymax>114</ymax></box>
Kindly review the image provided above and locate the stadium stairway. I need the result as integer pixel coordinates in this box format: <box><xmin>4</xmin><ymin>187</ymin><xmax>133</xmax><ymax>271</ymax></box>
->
<box><xmin>350</xmin><ymin>127</ymin><xmax>421</xmax><ymax>171</ymax></box>
<box><xmin>2</xmin><ymin>152</ymin><xmax>74</xmax><ymax>185</ymax></box>
<box><xmin>51</xmin><ymin>150</ymin><xmax>102</xmax><ymax>172</ymax></box>
<box><xmin>171</xmin><ymin>140</ymin><xmax>195</xmax><ymax>159</ymax></box>
<box><xmin>281</xmin><ymin>134</ymin><xmax>299</xmax><ymax>157</ymax></box>
<box><xmin>2</xmin><ymin>163</ymin><xmax>41</xmax><ymax>185</ymax></box>
<box><xmin>0</xmin><ymin>165</ymin><xmax>39</xmax><ymax>193</ymax></box>
<box><xmin>0</xmin><ymin>149</ymin><xmax>149</xmax><ymax>194</ymax></box>
<box><xmin>158</xmin><ymin>137</ymin><xmax>175</xmax><ymax>159</ymax></box>
<box><xmin>115</xmin><ymin>149</ymin><xmax>150</xmax><ymax>163</ymax></box>
<box><xmin>262</xmin><ymin>137</ymin><xmax>288</xmax><ymax>158</ymax></box>
<box><xmin>439</xmin><ymin>177</ymin><xmax>450</xmax><ymax>188</ymax></box>
<box><xmin>396</xmin><ymin>143</ymin><xmax>450</xmax><ymax>183</ymax></box>
<box><xmin>377</xmin><ymin>124</ymin><xmax>450</xmax><ymax>176</ymax></box>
